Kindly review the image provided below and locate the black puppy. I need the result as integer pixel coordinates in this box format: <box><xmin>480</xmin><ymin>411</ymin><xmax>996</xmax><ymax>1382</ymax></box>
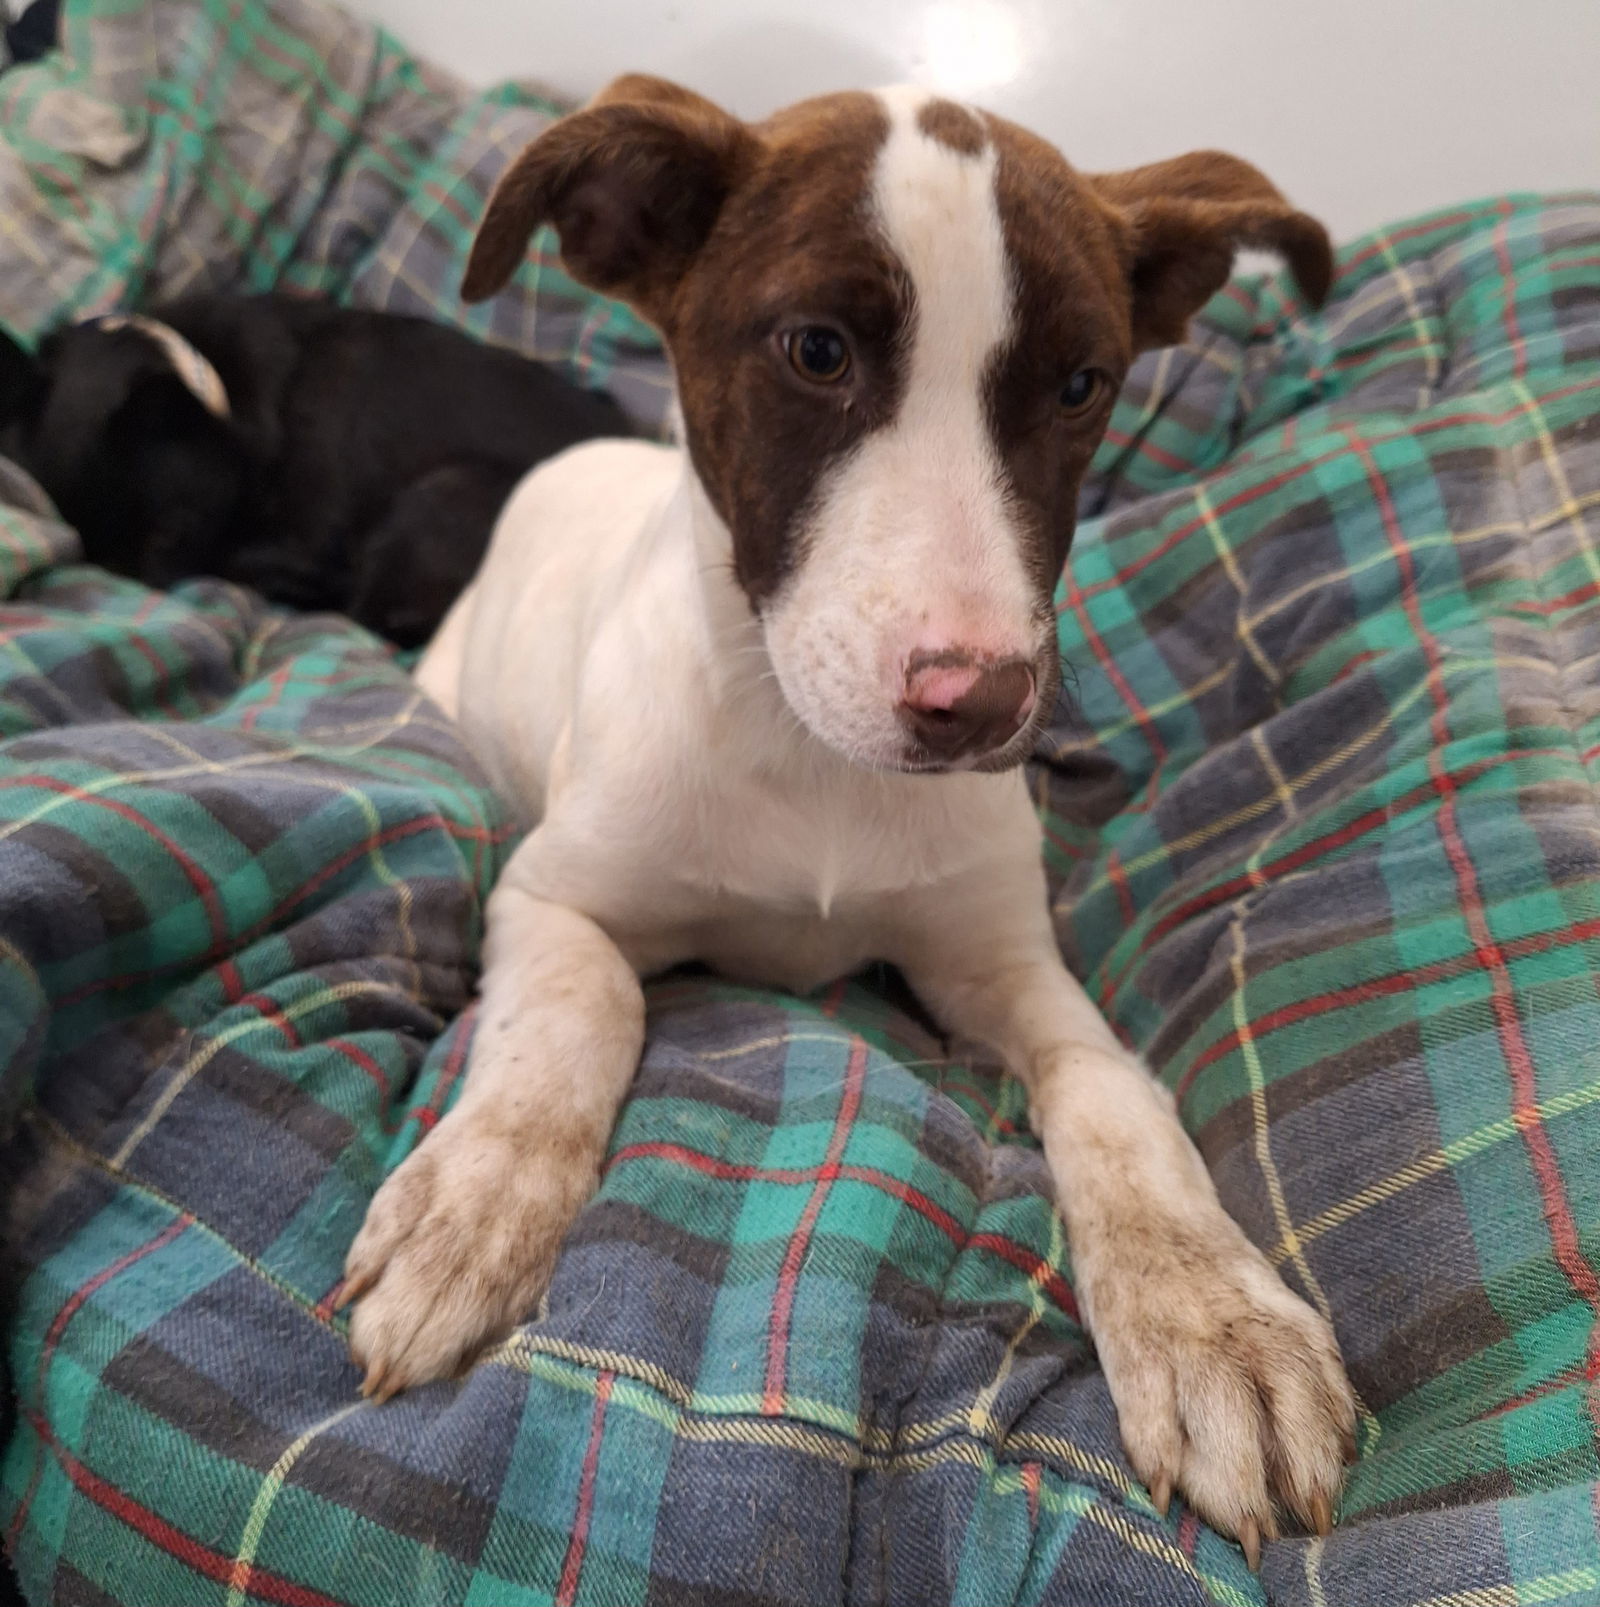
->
<box><xmin>0</xmin><ymin>295</ymin><xmax>632</xmax><ymax>646</ymax></box>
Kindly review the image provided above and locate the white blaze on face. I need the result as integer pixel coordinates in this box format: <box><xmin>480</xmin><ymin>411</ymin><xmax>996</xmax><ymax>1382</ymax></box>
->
<box><xmin>762</xmin><ymin>85</ymin><xmax>1041</xmax><ymax>769</ymax></box>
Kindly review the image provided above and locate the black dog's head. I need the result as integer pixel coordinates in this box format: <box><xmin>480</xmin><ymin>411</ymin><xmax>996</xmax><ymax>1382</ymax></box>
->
<box><xmin>0</xmin><ymin>320</ymin><xmax>243</xmax><ymax>585</ymax></box>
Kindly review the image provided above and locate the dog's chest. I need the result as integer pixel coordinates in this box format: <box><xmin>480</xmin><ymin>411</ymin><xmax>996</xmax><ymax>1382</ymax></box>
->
<box><xmin>538</xmin><ymin>749</ymin><xmax>1034</xmax><ymax>992</ymax></box>
<box><xmin>684</xmin><ymin>769</ymin><xmax>913</xmax><ymax>909</ymax></box>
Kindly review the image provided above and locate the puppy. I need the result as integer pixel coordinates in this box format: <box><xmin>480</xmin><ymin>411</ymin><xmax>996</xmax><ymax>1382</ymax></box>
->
<box><xmin>0</xmin><ymin>295</ymin><xmax>631</xmax><ymax>646</ymax></box>
<box><xmin>342</xmin><ymin>78</ymin><xmax>1357</xmax><ymax>1562</ymax></box>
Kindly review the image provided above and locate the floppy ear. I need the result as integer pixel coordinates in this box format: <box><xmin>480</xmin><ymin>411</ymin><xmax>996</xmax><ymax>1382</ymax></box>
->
<box><xmin>461</xmin><ymin>74</ymin><xmax>758</xmax><ymax>321</ymax></box>
<box><xmin>0</xmin><ymin>324</ymin><xmax>43</xmax><ymax>429</ymax></box>
<box><xmin>1091</xmin><ymin>152</ymin><xmax>1334</xmax><ymax>352</ymax></box>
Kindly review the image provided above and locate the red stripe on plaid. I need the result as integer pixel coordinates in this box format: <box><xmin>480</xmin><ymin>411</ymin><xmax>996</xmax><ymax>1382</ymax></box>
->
<box><xmin>240</xmin><ymin>992</ymin><xmax>303</xmax><ymax>1049</ymax></box>
<box><xmin>1175</xmin><ymin>910</ymin><xmax>1600</xmax><ymax>1102</ymax></box>
<box><xmin>4</xmin><ymin>775</ymin><xmax>231</xmax><ymax>961</ymax></box>
<box><xmin>1132</xmin><ymin>755</ymin><xmax>1508</xmax><ymax>961</ymax></box>
<box><xmin>1063</xmin><ymin>457</ymin><xmax>1318</xmax><ymax>605</ymax></box>
<box><xmin>608</xmin><ymin>1141</ymin><xmax>967</xmax><ymax>1244</ymax></box>
<box><xmin>402</xmin><ymin>1005</ymin><xmax>476</xmax><ymax>1134</ymax></box>
<box><xmin>22</xmin><ymin>1412</ymin><xmax>349</xmax><ymax>1607</ymax></box>
<box><xmin>932</xmin><ymin>1076</ymin><xmax>1023</xmax><ymax>1139</ymax></box>
<box><xmin>1040</xmin><ymin>816</ymin><xmax>1092</xmax><ymax>864</ymax></box>
<box><xmin>7</xmin><ymin>1214</ymin><xmax>194</xmax><ymax>1551</ymax></box>
<box><xmin>125</xmin><ymin>634</ymin><xmax>189</xmax><ymax>723</ymax></box>
<box><xmin>965</xmin><ymin>1233</ymin><xmax>1080</xmax><ymax>1323</ymax></box>
<box><xmin>1105</xmin><ymin>742</ymin><xmax>1581</xmax><ymax>1014</ymax></box>
<box><xmin>1490</xmin><ymin>201</ymin><xmax>1529</xmax><ymax>383</ymax></box>
<box><xmin>1177</xmin><ymin>1507</ymin><xmax>1201</xmax><ymax>1557</ymax></box>
<box><xmin>1107</xmin><ymin>848</ymin><xmax>1137</xmax><ymax>926</ymax></box>
<box><xmin>612</xmin><ymin>1140</ymin><xmax>1084</xmax><ymax>1323</ymax></box>
<box><xmin>1022</xmin><ymin>1460</ymin><xmax>1041</xmax><ymax>1529</ymax></box>
<box><xmin>1344</xmin><ymin>421</ymin><xmax>1600</xmax><ymax>1354</ymax></box>
<box><xmin>555</xmin><ymin>1369</ymin><xmax>616</xmax><ymax>1607</ymax></box>
<box><xmin>1331</xmin><ymin>648</ymin><xmax>1385</xmax><ymax>685</ymax></box>
<box><xmin>52</xmin><ymin>810</ymin><xmax>500</xmax><ymax>1008</ymax></box>
<box><xmin>1063</xmin><ymin>378</ymin><xmax>1600</xmax><ymax>608</ymax></box>
<box><xmin>1096</xmin><ymin>427</ymin><xmax>1191</xmax><ymax>474</ymax></box>
<box><xmin>419</xmin><ymin>176</ymin><xmax>478</xmax><ymax>234</ymax></box>
<box><xmin>1505</xmin><ymin>561</ymin><xmax>1600</xmax><ymax>619</ymax></box>
<box><xmin>328</xmin><ymin>1036</ymin><xmax>409</xmax><ymax>1137</ymax></box>
<box><xmin>1329</xmin><ymin>334</ymin><xmax>1441</xmax><ymax>374</ymax></box>
<box><xmin>1059</xmin><ymin>569</ymin><xmax>1169</xmax><ymax>767</ymax></box>
<box><xmin>1479</xmin><ymin>1362</ymin><xmax>1587</xmax><ymax>1420</ymax></box>
<box><xmin>328</xmin><ymin>1036</ymin><xmax>388</xmax><ymax>1096</ymax></box>
<box><xmin>574</xmin><ymin>297</ymin><xmax>616</xmax><ymax>378</ymax></box>
<box><xmin>240</xmin><ymin>659</ymin><xmax>298</xmax><ymax>734</ymax></box>
<box><xmin>1340</xmin><ymin>209</ymin><xmax>1482</xmax><ymax>272</ymax></box>
<box><xmin>1432</xmin><ymin>764</ymin><xmax>1600</xmax><ymax>1339</ymax></box>
<box><xmin>762</xmin><ymin>1038</ymin><xmax>868</xmax><ymax>1415</ymax></box>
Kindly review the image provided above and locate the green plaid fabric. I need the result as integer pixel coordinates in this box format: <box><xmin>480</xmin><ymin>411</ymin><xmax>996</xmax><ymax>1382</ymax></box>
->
<box><xmin>2</xmin><ymin>0</ymin><xmax>1600</xmax><ymax>1602</ymax></box>
<box><xmin>0</xmin><ymin>0</ymin><xmax>672</xmax><ymax>427</ymax></box>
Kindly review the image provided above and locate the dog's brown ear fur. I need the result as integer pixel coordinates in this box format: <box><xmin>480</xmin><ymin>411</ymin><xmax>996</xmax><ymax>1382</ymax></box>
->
<box><xmin>461</xmin><ymin>75</ymin><xmax>757</xmax><ymax>319</ymax></box>
<box><xmin>1091</xmin><ymin>152</ymin><xmax>1334</xmax><ymax>352</ymax></box>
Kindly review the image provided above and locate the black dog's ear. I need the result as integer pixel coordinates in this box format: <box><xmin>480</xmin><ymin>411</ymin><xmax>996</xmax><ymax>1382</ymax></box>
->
<box><xmin>0</xmin><ymin>324</ymin><xmax>44</xmax><ymax>428</ymax></box>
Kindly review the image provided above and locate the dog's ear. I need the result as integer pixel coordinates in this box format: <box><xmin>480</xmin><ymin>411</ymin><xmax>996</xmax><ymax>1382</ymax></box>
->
<box><xmin>0</xmin><ymin>323</ymin><xmax>44</xmax><ymax>429</ymax></box>
<box><xmin>461</xmin><ymin>74</ymin><xmax>758</xmax><ymax>320</ymax></box>
<box><xmin>1091</xmin><ymin>152</ymin><xmax>1334</xmax><ymax>352</ymax></box>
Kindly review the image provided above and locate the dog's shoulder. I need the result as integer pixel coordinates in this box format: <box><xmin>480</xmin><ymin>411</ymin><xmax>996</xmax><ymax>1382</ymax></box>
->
<box><xmin>494</xmin><ymin>437</ymin><xmax>682</xmax><ymax>561</ymax></box>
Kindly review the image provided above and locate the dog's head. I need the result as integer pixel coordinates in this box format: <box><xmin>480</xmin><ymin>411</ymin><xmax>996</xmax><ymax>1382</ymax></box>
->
<box><xmin>0</xmin><ymin>319</ymin><xmax>242</xmax><ymax>585</ymax></box>
<box><xmin>464</xmin><ymin>78</ymin><xmax>1331</xmax><ymax>772</ymax></box>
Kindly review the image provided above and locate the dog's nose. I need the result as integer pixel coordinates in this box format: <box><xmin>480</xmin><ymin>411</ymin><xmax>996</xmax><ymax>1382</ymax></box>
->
<box><xmin>900</xmin><ymin>652</ymin><xmax>1037</xmax><ymax>762</ymax></box>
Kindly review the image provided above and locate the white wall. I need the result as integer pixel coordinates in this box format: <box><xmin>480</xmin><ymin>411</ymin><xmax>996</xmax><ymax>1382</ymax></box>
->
<box><xmin>351</xmin><ymin>0</ymin><xmax>1600</xmax><ymax>246</ymax></box>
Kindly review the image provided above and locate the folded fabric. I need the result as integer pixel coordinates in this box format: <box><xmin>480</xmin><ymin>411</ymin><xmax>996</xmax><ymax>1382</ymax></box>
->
<box><xmin>2</xmin><ymin>1</ymin><xmax>1600</xmax><ymax>1602</ymax></box>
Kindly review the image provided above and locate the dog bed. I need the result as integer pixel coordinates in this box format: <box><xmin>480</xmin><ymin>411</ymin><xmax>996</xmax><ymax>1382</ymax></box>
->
<box><xmin>2</xmin><ymin>0</ymin><xmax>1599</xmax><ymax>1602</ymax></box>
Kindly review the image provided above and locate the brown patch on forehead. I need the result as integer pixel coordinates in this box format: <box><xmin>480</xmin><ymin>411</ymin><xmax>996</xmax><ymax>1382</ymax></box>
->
<box><xmin>976</xmin><ymin>112</ymin><xmax>1135</xmax><ymax>591</ymax></box>
<box><xmin>666</xmin><ymin>91</ymin><xmax>913</xmax><ymax>608</ymax></box>
<box><xmin>916</xmin><ymin>97</ymin><xmax>987</xmax><ymax>156</ymax></box>
<box><xmin>982</xmin><ymin>113</ymin><xmax>1132</xmax><ymax>355</ymax></box>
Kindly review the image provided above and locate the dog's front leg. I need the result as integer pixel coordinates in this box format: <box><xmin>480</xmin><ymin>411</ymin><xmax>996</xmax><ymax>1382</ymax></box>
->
<box><xmin>343</xmin><ymin>853</ymin><xmax>644</xmax><ymax>1398</ymax></box>
<box><xmin>893</xmin><ymin>865</ymin><xmax>1355</xmax><ymax>1561</ymax></box>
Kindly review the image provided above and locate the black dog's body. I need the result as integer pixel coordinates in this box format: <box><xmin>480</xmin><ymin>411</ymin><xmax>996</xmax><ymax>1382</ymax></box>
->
<box><xmin>0</xmin><ymin>295</ymin><xmax>631</xmax><ymax>646</ymax></box>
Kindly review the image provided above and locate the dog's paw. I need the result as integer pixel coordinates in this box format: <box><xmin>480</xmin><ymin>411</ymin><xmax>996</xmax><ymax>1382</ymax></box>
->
<box><xmin>1084</xmin><ymin>1213</ymin><xmax>1356</xmax><ymax>1566</ymax></box>
<box><xmin>340</xmin><ymin>1120</ymin><xmax>599</xmax><ymax>1399</ymax></box>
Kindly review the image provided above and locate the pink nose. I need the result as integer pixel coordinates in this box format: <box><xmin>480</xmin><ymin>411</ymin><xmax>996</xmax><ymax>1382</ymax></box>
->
<box><xmin>899</xmin><ymin>650</ymin><xmax>1037</xmax><ymax>762</ymax></box>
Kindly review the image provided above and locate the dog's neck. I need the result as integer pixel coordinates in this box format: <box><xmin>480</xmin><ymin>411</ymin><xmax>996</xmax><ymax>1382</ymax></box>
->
<box><xmin>672</xmin><ymin>457</ymin><xmax>820</xmax><ymax>771</ymax></box>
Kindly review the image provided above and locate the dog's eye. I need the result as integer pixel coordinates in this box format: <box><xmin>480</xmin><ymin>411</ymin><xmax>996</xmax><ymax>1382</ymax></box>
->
<box><xmin>1059</xmin><ymin>368</ymin><xmax>1104</xmax><ymax>415</ymax></box>
<box><xmin>786</xmin><ymin>327</ymin><xmax>851</xmax><ymax>384</ymax></box>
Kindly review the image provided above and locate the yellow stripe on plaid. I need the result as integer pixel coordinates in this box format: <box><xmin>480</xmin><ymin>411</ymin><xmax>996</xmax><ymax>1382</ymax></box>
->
<box><xmin>508</xmin><ymin>1342</ymin><xmax>1246</xmax><ymax>1603</ymax></box>
<box><xmin>1410</xmin><ymin>1570</ymin><xmax>1600</xmax><ymax>1607</ymax></box>
<box><xmin>964</xmin><ymin>1209</ymin><xmax>1064</xmax><ymax>1441</ymax></box>
<box><xmin>1270</xmin><ymin>1071</ymin><xmax>1600</xmax><ymax>1265</ymax></box>
<box><xmin>1197</xmin><ymin>481</ymin><xmax>1282</xmax><ymax>693</ymax></box>
<box><xmin>135</xmin><ymin>724</ymin><xmax>425</xmax><ymax>977</ymax></box>
<box><xmin>1084</xmin><ymin>650</ymin><xmax>1590</xmax><ymax>901</ymax></box>
<box><xmin>0</xmin><ymin>700</ymin><xmax>440</xmax><ymax>852</ymax></box>
<box><xmin>224</xmin><ymin>1403</ymin><xmax>363</xmax><ymax>1607</ymax></box>
<box><xmin>113</xmin><ymin>979</ymin><xmax>416</xmax><ymax>1166</ymax></box>
<box><xmin>502</xmin><ymin>1335</ymin><xmax>1161</xmax><ymax>1512</ymax></box>
<box><xmin>1227</xmin><ymin>905</ymin><xmax>1382</xmax><ymax>1448</ymax></box>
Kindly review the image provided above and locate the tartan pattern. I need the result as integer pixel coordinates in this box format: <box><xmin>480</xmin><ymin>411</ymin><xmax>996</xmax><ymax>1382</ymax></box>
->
<box><xmin>0</xmin><ymin>0</ymin><xmax>672</xmax><ymax>429</ymax></box>
<box><xmin>0</xmin><ymin>2</ymin><xmax>1597</xmax><ymax>1603</ymax></box>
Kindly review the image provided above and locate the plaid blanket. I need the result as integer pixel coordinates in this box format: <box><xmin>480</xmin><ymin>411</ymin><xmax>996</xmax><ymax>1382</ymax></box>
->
<box><xmin>2</xmin><ymin>1</ymin><xmax>1600</xmax><ymax>1603</ymax></box>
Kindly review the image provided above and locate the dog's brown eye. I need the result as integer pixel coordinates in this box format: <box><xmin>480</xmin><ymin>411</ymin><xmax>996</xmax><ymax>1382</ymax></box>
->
<box><xmin>786</xmin><ymin>327</ymin><xmax>851</xmax><ymax>384</ymax></box>
<box><xmin>1059</xmin><ymin>368</ymin><xmax>1104</xmax><ymax>414</ymax></box>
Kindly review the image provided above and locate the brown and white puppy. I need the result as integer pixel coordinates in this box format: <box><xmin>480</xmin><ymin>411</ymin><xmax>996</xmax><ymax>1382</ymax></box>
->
<box><xmin>341</xmin><ymin>76</ymin><xmax>1354</xmax><ymax>1564</ymax></box>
